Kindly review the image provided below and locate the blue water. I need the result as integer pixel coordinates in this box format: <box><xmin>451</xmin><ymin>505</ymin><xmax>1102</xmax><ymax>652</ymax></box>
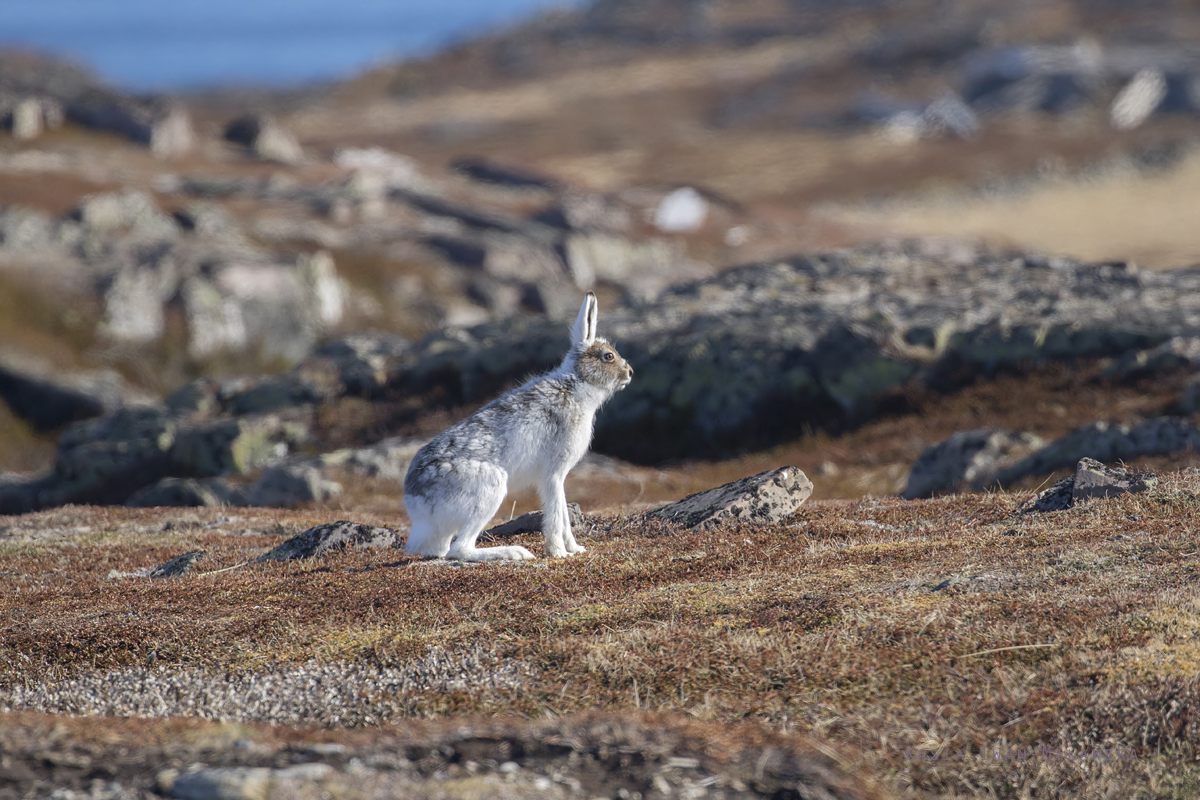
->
<box><xmin>1</xmin><ymin>0</ymin><xmax>583</xmax><ymax>93</ymax></box>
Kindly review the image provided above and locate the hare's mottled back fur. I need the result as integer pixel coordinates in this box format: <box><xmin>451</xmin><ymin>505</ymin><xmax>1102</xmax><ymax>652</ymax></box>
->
<box><xmin>404</xmin><ymin>293</ymin><xmax>633</xmax><ymax>561</ymax></box>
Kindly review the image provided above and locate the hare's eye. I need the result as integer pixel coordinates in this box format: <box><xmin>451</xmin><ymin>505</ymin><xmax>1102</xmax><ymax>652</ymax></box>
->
<box><xmin>603</xmin><ymin>351</ymin><xmax>615</xmax><ymax>362</ymax></box>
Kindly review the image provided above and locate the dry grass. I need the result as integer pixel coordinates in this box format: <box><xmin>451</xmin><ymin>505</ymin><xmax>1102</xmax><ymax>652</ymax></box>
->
<box><xmin>3</xmin><ymin>472</ymin><xmax>1200</xmax><ymax>797</ymax></box>
<box><xmin>833</xmin><ymin>145</ymin><xmax>1200</xmax><ymax>271</ymax></box>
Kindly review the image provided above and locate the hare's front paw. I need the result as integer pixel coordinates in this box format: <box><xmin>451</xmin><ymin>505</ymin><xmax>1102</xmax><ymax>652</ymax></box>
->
<box><xmin>566</xmin><ymin>542</ymin><xmax>587</xmax><ymax>555</ymax></box>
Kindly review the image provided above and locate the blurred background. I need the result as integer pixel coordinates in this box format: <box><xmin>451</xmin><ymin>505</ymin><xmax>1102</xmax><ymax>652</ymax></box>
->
<box><xmin>3</xmin><ymin>0</ymin><xmax>1200</xmax><ymax>513</ymax></box>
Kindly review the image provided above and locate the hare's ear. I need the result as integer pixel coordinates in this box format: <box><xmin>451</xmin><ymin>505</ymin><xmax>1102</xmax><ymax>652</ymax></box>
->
<box><xmin>571</xmin><ymin>292</ymin><xmax>598</xmax><ymax>347</ymax></box>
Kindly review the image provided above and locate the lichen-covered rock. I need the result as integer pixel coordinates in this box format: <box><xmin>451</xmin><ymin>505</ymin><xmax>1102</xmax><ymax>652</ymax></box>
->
<box><xmin>646</xmin><ymin>467</ymin><xmax>813</xmax><ymax>529</ymax></box>
<box><xmin>245</xmin><ymin>464</ymin><xmax>341</xmax><ymax>508</ymax></box>
<box><xmin>126</xmin><ymin>477</ymin><xmax>246</xmax><ymax>508</ymax></box>
<box><xmin>316</xmin><ymin>437</ymin><xmax>427</xmax><ymax>481</ymax></box>
<box><xmin>43</xmin><ymin>406</ymin><xmax>178</xmax><ymax>507</ymax></box>
<box><xmin>256</xmin><ymin>521</ymin><xmax>399</xmax><ymax>562</ymax></box>
<box><xmin>171</xmin><ymin>414</ymin><xmax>305</xmax><ymax>477</ymax></box>
<box><xmin>903</xmin><ymin>428</ymin><xmax>1046</xmax><ymax>498</ymax></box>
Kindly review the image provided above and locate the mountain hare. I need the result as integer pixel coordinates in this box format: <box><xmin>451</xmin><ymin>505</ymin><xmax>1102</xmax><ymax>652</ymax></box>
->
<box><xmin>404</xmin><ymin>292</ymin><xmax>633</xmax><ymax>561</ymax></box>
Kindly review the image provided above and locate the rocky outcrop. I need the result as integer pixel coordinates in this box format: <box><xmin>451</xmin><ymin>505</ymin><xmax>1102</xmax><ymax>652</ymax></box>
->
<box><xmin>903</xmin><ymin>428</ymin><xmax>1046</xmax><ymax>498</ymax></box>
<box><xmin>646</xmin><ymin>467</ymin><xmax>813</xmax><ymax>529</ymax></box>
<box><xmin>0</xmin><ymin>51</ymin><xmax>193</xmax><ymax>155</ymax></box>
<box><xmin>377</xmin><ymin>246</ymin><xmax>1200</xmax><ymax>462</ymax></box>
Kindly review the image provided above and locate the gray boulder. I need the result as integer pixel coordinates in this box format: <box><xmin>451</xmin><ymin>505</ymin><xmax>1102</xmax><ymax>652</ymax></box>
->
<box><xmin>256</xmin><ymin>521</ymin><xmax>400</xmax><ymax>562</ymax></box>
<box><xmin>42</xmin><ymin>406</ymin><xmax>178</xmax><ymax>507</ymax></box>
<box><xmin>1103</xmin><ymin>336</ymin><xmax>1200</xmax><ymax>380</ymax></box>
<box><xmin>998</xmin><ymin>417</ymin><xmax>1200</xmax><ymax>486</ymax></box>
<box><xmin>171</xmin><ymin>414</ymin><xmax>308</xmax><ymax>477</ymax></box>
<box><xmin>903</xmin><ymin>428</ymin><xmax>1046</xmax><ymax>498</ymax></box>
<box><xmin>223</xmin><ymin>113</ymin><xmax>304</xmax><ymax>164</ymax></box>
<box><xmin>245</xmin><ymin>464</ymin><xmax>341</xmax><ymax>507</ymax></box>
<box><xmin>646</xmin><ymin>467</ymin><xmax>813</xmax><ymax>529</ymax></box>
<box><xmin>0</xmin><ymin>349</ymin><xmax>156</xmax><ymax>432</ymax></box>
<box><xmin>126</xmin><ymin>477</ymin><xmax>246</xmax><ymax>508</ymax></box>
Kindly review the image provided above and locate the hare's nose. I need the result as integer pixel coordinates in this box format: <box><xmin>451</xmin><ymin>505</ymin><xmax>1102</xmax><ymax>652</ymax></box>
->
<box><xmin>627</xmin><ymin>363</ymin><xmax>634</xmax><ymax>375</ymax></box>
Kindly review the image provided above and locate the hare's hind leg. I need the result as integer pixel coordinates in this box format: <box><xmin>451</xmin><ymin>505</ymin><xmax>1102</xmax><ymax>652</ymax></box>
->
<box><xmin>445</xmin><ymin>462</ymin><xmax>535</xmax><ymax>562</ymax></box>
<box><xmin>403</xmin><ymin>494</ymin><xmax>454</xmax><ymax>557</ymax></box>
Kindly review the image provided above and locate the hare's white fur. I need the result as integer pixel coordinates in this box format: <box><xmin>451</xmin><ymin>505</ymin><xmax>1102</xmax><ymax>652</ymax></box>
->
<box><xmin>403</xmin><ymin>293</ymin><xmax>632</xmax><ymax>561</ymax></box>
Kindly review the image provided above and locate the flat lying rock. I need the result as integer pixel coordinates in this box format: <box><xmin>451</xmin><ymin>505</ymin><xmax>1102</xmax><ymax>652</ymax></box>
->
<box><xmin>256</xmin><ymin>521</ymin><xmax>400</xmax><ymax>562</ymax></box>
<box><xmin>150</xmin><ymin>550</ymin><xmax>206</xmax><ymax>579</ymax></box>
<box><xmin>482</xmin><ymin>503</ymin><xmax>585</xmax><ymax>540</ymax></box>
<box><xmin>646</xmin><ymin>467</ymin><xmax>813</xmax><ymax>529</ymax></box>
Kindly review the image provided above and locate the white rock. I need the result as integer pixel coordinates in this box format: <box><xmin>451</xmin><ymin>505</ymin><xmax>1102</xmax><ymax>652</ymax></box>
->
<box><xmin>653</xmin><ymin>187</ymin><xmax>708</xmax><ymax>233</ymax></box>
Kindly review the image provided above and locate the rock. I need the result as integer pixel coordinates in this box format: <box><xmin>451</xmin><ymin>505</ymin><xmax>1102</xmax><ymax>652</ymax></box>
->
<box><xmin>305</xmin><ymin>333</ymin><xmax>412</xmax><ymax>396</ymax></box>
<box><xmin>534</xmin><ymin>191</ymin><xmax>632</xmax><ymax>233</ymax></box>
<box><xmin>149</xmin><ymin>550</ymin><xmax>207</xmax><ymax>579</ymax></box>
<box><xmin>10</xmin><ymin>97</ymin><xmax>43</xmax><ymax>140</ymax></box>
<box><xmin>245</xmin><ymin>464</ymin><xmax>341</xmax><ymax>508</ymax></box>
<box><xmin>482</xmin><ymin>504</ymin><xmax>585</xmax><ymax>540</ymax></box>
<box><xmin>1072</xmin><ymin>457</ymin><xmax>1157</xmax><ymax>503</ymax></box>
<box><xmin>75</xmin><ymin>190</ymin><xmax>177</xmax><ymax>239</ymax></box>
<box><xmin>562</xmin><ymin>232</ymin><xmax>707</xmax><ymax>299</ymax></box>
<box><xmin>653</xmin><ymin>187</ymin><xmax>708</xmax><ymax>233</ymax></box>
<box><xmin>1180</xmin><ymin>375</ymin><xmax>1200</xmax><ymax>414</ymax></box>
<box><xmin>1111</xmin><ymin>69</ymin><xmax>1168</xmax><ymax>130</ymax></box>
<box><xmin>170</xmin><ymin>766</ymin><xmax>271</xmax><ymax>800</ymax></box>
<box><xmin>317</xmin><ymin>437</ymin><xmax>427</xmax><ymax>481</ymax></box>
<box><xmin>172</xmin><ymin>414</ymin><xmax>307</xmax><ymax>477</ymax></box>
<box><xmin>181</xmin><ymin>276</ymin><xmax>248</xmax><ymax>358</ymax></box>
<box><xmin>1028</xmin><ymin>475</ymin><xmax>1076</xmax><ymax>512</ymax></box>
<box><xmin>68</xmin><ymin>98</ymin><xmax>194</xmax><ymax>157</ymax></box>
<box><xmin>903</xmin><ymin>428</ymin><xmax>1046</xmax><ymax>499</ymax></box>
<box><xmin>451</xmin><ymin>157</ymin><xmax>560</xmax><ymax>191</ymax></box>
<box><xmin>1103</xmin><ymin>336</ymin><xmax>1200</xmax><ymax>380</ymax></box>
<box><xmin>1025</xmin><ymin>458</ymin><xmax>1157</xmax><ymax>512</ymax></box>
<box><xmin>997</xmin><ymin>417</ymin><xmax>1200</xmax><ymax>486</ymax></box>
<box><xmin>126</xmin><ymin>477</ymin><xmax>246</xmax><ymax>508</ymax></box>
<box><xmin>43</xmin><ymin>406</ymin><xmax>178</xmax><ymax>507</ymax></box>
<box><xmin>224</xmin><ymin>114</ymin><xmax>304</xmax><ymax>164</ymax></box>
<box><xmin>646</xmin><ymin>467</ymin><xmax>813</xmax><ymax>529</ymax></box>
<box><xmin>99</xmin><ymin>267</ymin><xmax>167</xmax><ymax>342</ymax></box>
<box><xmin>256</xmin><ymin>521</ymin><xmax>400</xmax><ymax>562</ymax></box>
<box><xmin>0</xmin><ymin>350</ymin><xmax>156</xmax><ymax>432</ymax></box>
